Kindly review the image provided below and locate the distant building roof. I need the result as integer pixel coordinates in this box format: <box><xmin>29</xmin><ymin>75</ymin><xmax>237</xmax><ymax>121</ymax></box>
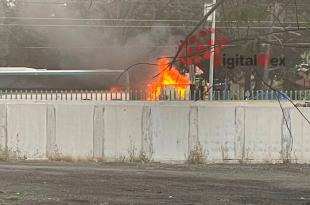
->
<box><xmin>0</xmin><ymin>68</ymin><xmax>125</xmax><ymax>76</ymax></box>
<box><xmin>0</xmin><ymin>67</ymin><xmax>37</xmax><ymax>71</ymax></box>
<box><xmin>0</xmin><ymin>68</ymin><xmax>129</xmax><ymax>89</ymax></box>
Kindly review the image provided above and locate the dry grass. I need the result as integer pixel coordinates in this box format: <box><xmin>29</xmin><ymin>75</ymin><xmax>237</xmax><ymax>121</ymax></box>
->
<box><xmin>128</xmin><ymin>144</ymin><xmax>151</xmax><ymax>163</ymax></box>
<box><xmin>0</xmin><ymin>147</ymin><xmax>26</xmax><ymax>161</ymax></box>
<box><xmin>187</xmin><ymin>143</ymin><xmax>207</xmax><ymax>164</ymax></box>
<box><xmin>48</xmin><ymin>155</ymin><xmax>105</xmax><ymax>163</ymax></box>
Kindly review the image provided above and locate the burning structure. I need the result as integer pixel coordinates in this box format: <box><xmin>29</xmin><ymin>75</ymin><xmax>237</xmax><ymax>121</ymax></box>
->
<box><xmin>147</xmin><ymin>58</ymin><xmax>190</xmax><ymax>100</ymax></box>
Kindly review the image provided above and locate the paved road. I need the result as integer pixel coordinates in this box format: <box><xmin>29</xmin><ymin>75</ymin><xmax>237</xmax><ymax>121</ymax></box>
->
<box><xmin>0</xmin><ymin>162</ymin><xmax>310</xmax><ymax>205</ymax></box>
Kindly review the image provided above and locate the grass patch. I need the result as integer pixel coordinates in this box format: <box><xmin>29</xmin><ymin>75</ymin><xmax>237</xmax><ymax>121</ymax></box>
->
<box><xmin>187</xmin><ymin>143</ymin><xmax>207</xmax><ymax>164</ymax></box>
<box><xmin>0</xmin><ymin>147</ymin><xmax>8</xmax><ymax>161</ymax></box>
<box><xmin>0</xmin><ymin>146</ymin><xmax>26</xmax><ymax>161</ymax></box>
<box><xmin>0</xmin><ymin>193</ymin><xmax>21</xmax><ymax>204</ymax></box>
<box><xmin>49</xmin><ymin>155</ymin><xmax>104</xmax><ymax>163</ymax></box>
<box><xmin>128</xmin><ymin>144</ymin><xmax>151</xmax><ymax>163</ymax></box>
<box><xmin>129</xmin><ymin>151</ymin><xmax>150</xmax><ymax>163</ymax></box>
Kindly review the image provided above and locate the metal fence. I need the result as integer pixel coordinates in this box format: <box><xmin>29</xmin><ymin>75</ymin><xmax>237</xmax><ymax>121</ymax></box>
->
<box><xmin>0</xmin><ymin>89</ymin><xmax>308</xmax><ymax>101</ymax></box>
<box><xmin>212</xmin><ymin>89</ymin><xmax>310</xmax><ymax>101</ymax></box>
<box><xmin>0</xmin><ymin>90</ymin><xmax>129</xmax><ymax>101</ymax></box>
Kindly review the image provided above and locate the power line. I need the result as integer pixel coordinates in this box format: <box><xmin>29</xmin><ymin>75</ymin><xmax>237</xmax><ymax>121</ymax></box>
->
<box><xmin>152</xmin><ymin>0</ymin><xmax>227</xmax><ymax>81</ymax></box>
<box><xmin>13</xmin><ymin>0</ymin><xmax>310</xmax><ymax>6</ymax></box>
<box><xmin>0</xmin><ymin>17</ymin><xmax>309</xmax><ymax>25</ymax></box>
<box><xmin>15</xmin><ymin>0</ymin><xmax>208</xmax><ymax>5</ymax></box>
<box><xmin>1</xmin><ymin>24</ymin><xmax>310</xmax><ymax>30</ymax></box>
<box><xmin>0</xmin><ymin>16</ymin><xmax>201</xmax><ymax>22</ymax></box>
<box><xmin>3</xmin><ymin>45</ymin><xmax>181</xmax><ymax>49</ymax></box>
<box><xmin>0</xmin><ymin>24</ymin><xmax>193</xmax><ymax>28</ymax></box>
<box><xmin>5</xmin><ymin>41</ymin><xmax>310</xmax><ymax>49</ymax></box>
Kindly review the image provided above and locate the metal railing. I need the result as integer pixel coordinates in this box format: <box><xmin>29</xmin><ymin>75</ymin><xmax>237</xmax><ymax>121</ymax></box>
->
<box><xmin>0</xmin><ymin>90</ymin><xmax>129</xmax><ymax>101</ymax></box>
<box><xmin>0</xmin><ymin>89</ymin><xmax>308</xmax><ymax>101</ymax></box>
<box><xmin>213</xmin><ymin>89</ymin><xmax>310</xmax><ymax>101</ymax></box>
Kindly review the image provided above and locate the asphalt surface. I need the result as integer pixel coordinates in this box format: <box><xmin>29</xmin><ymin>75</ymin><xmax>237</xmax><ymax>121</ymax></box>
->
<box><xmin>0</xmin><ymin>162</ymin><xmax>310</xmax><ymax>205</ymax></box>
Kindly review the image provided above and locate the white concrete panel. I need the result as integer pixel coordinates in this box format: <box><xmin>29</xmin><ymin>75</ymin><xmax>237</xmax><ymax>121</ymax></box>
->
<box><xmin>54</xmin><ymin>104</ymin><xmax>94</xmax><ymax>158</ymax></box>
<box><xmin>197</xmin><ymin>103</ymin><xmax>236</xmax><ymax>162</ymax></box>
<box><xmin>6</xmin><ymin>104</ymin><xmax>47</xmax><ymax>159</ymax></box>
<box><xmin>244</xmin><ymin>104</ymin><xmax>283</xmax><ymax>162</ymax></box>
<box><xmin>151</xmin><ymin>103</ymin><xmax>189</xmax><ymax>161</ymax></box>
<box><xmin>103</xmin><ymin>104</ymin><xmax>143</xmax><ymax>160</ymax></box>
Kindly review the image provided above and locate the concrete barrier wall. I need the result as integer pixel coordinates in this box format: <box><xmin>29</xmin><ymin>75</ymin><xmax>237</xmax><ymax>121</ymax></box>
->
<box><xmin>0</xmin><ymin>100</ymin><xmax>309</xmax><ymax>163</ymax></box>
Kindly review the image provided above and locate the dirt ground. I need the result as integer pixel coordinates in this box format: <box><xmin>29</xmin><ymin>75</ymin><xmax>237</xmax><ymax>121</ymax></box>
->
<box><xmin>0</xmin><ymin>162</ymin><xmax>310</xmax><ymax>205</ymax></box>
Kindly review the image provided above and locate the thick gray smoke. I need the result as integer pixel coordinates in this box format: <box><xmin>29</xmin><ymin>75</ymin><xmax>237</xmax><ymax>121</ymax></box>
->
<box><xmin>13</xmin><ymin>1</ymin><xmax>181</xmax><ymax>88</ymax></box>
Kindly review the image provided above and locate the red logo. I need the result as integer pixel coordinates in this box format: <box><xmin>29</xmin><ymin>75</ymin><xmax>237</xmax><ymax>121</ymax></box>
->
<box><xmin>178</xmin><ymin>28</ymin><xmax>230</xmax><ymax>68</ymax></box>
<box><xmin>257</xmin><ymin>53</ymin><xmax>271</xmax><ymax>67</ymax></box>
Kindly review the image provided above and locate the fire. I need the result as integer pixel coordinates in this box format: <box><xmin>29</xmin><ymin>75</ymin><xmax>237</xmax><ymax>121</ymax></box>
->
<box><xmin>148</xmin><ymin>58</ymin><xmax>190</xmax><ymax>100</ymax></box>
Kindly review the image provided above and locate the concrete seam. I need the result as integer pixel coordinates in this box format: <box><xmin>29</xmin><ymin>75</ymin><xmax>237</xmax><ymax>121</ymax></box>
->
<box><xmin>4</xmin><ymin>103</ymin><xmax>8</xmax><ymax>154</ymax></box>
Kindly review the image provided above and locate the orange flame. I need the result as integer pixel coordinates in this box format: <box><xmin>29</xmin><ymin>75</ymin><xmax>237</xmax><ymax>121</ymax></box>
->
<box><xmin>148</xmin><ymin>58</ymin><xmax>190</xmax><ymax>100</ymax></box>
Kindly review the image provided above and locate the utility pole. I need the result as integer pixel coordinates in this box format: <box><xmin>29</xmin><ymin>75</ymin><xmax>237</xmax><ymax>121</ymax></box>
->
<box><xmin>263</xmin><ymin>1</ymin><xmax>280</xmax><ymax>84</ymax></box>
<box><xmin>204</xmin><ymin>0</ymin><xmax>217</xmax><ymax>100</ymax></box>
